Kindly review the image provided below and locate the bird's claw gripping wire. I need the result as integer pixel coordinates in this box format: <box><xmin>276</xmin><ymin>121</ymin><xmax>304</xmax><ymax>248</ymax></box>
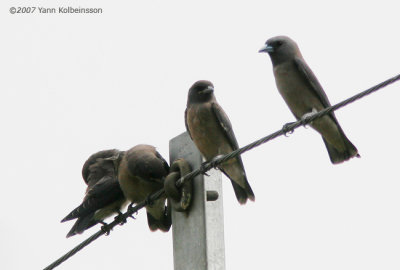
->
<box><xmin>127</xmin><ymin>203</ymin><xmax>138</xmax><ymax>219</ymax></box>
<box><xmin>300</xmin><ymin>108</ymin><xmax>318</xmax><ymax>127</ymax></box>
<box><xmin>209</xmin><ymin>155</ymin><xmax>224</xmax><ymax>168</ymax></box>
<box><xmin>199</xmin><ymin>162</ymin><xmax>210</xmax><ymax>176</ymax></box>
<box><xmin>282</xmin><ymin>122</ymin><xmax>296</xmax><ymax>136</ymax></box>
<box><xmin>100</xmin><ymin>221</ymin><xmax>112</xmax><ymax>236</ymax></box>
<box><xmin>114</xmin><ymin>211</ymin><xmax>127</xmax><ymax>225</ymax></box>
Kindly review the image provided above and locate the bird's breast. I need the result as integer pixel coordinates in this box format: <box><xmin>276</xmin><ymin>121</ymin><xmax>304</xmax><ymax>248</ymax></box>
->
<box><xmin>273</xmin><ymin>62</ymin><xmax>323</xmax><ymax>118</ymax></box>
<box><xmin>186</xmin><ymin>104</ymin><xmax>231</xmax><ymax>160</ymax></box>
<box><xmin>118</xmin><ymin>160</ymin><xmax>162</xmax><ymax>203</ymax></box>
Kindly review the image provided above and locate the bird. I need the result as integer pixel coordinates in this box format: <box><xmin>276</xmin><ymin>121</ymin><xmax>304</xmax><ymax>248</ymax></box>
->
<box><xmin>259</xmin><ymin>36</ymin><xmax>360</xmax><ymax>164</ymax></box>
<box><xmin>61</xmin><ymin>149</ymin><xmax>128</xmax><ymax>238</ymax></box>
<box><xmin>118</xmin><ymin>144</ymin><xmax>171</xmax><ymax>232</ymax></box>
<box><xmin>185</xmin><ymin>80</ymin><xmax>255</xmax><ymax>204</ymax></box>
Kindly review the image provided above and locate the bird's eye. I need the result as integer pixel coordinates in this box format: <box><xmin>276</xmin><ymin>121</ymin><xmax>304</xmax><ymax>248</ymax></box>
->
<box><xmin>276</xmin><ymin>41</ymin><xmax>283</xmax><ymax>47</ymax></box>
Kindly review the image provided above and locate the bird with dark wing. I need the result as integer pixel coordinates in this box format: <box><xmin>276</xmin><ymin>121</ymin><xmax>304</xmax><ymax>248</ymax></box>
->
<box><xmin>259</xmin><ymin>36</ymin><xmax>360</xmax><ymax>164</ymax></box>
<box><xmin>61</xmin><ymin>149</ymin><xmax>127</xmax><ymax>238</ymax></box>
<box><xmin>185</xmin><ymin>80</ymin><xmax>255</xmax><ymax>204</ymax></box>
<box><xmin>118</xmin><ymin>144</ymin><xmax>171</xmax><ymax>232</ymax></box>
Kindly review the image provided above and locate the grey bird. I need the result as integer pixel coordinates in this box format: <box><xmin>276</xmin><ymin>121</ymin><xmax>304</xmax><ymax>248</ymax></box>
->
<box><xmin>185</xmin><ymin>80</ymin><xmax>255</xmax><ymax>204</ymax></box>
<box><xmin>61</xmin><ymin>149</ymin><xmax>128</xmax><ymax>238</ymax></box>
<box><xmin>259</xmin><ymin>36</ymin><xmax>360</xmax><ymax>164</ymax></box>
<box><xmin>118</xmin><ymin>144</ymin><xmax>171</xmax><ymax>232</ymax></box>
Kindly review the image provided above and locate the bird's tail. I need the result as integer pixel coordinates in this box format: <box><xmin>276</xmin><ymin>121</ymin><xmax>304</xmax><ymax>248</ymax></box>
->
<box><xmin>146</xmin><ymin>199</ymin><xmax>171</xmax><ymax>232</ymax></box>
<box><xmin>61</xmin><ymin>198</ymin><xmax>98</xmax><ymax>222</ymax></box>
<box><xmin>219</xmin><ymin>157</ymin><xmax>255</xmax><ymax>204</ymax></box>
<box><xmin>323</xmin><ymin>135</ymin><xmax>360</xmax><ymax>164</ymax></box>
<box><xmin>65</xmin><ymin>213</ymin><xmax>98</xmax><ymax>238</ymax></box>
<box><xmin>230</xmin><ymin>179</ymin><xmax>255</xmax><ymax>205</ymax></box>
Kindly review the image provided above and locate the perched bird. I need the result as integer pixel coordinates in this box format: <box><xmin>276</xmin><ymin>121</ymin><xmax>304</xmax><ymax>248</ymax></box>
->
<box><xmin>61</xmin><ymin>149</ymin><xmax>127</xmax><ymax>238</ymax></box>
<box><xmin>259</xmin><ymin>36</ymin><xmax>360</xmax><ymax>164</ymax></box>
<box><xmin>118</xmin><ymin>144</ymin><xmax>171</xmax><ymax>232</ymax></box>
<box><xmin>185</xmin><ymin>80</ymin><xmax>255</xmax><ymax>204</ymax></box>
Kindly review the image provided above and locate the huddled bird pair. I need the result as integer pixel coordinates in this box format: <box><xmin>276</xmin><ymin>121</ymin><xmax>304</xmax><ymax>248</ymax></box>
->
<box><xmin>62</xmin><ymin>36</ymin><xmax>360</xmax><ymax>237</ymax></box>
<box><xmin>61</xmin><ymin>146</ymin><xmax>171</xmax><ymax>237</ymax></box>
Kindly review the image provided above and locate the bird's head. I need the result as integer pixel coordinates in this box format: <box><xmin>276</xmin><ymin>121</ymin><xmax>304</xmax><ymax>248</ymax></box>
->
<box><xmin>187</xmin><ymin>80</ymin><xmax>215</xmax><ymax>104</ymax></box>
<box><xmin>82</xmin><ymin>149</ymin><xmax>122</xmax><ymax>184</ymax></box>
<box><xmin>259</xmin><ymin>36</ymin><xmax>301</xmax><ymax>65</ymax></box>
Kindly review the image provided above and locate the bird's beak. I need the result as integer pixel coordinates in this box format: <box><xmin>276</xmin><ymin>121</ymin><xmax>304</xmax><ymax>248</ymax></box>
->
<box><xmin>258</xmin><ymin>44</ymin><xmax>274</xmax><ymax>53</ymax></box>
<box><xmin>200</xmin><ymin>86</ymin><xmax>214</xmax><ymax>95</ymax></box>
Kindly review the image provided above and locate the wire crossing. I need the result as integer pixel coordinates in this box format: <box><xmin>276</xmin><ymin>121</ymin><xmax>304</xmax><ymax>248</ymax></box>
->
<box><xmin>43</xmin><ymin>73</ymin><xmax>400</xmax><ymax>270</ymax></box>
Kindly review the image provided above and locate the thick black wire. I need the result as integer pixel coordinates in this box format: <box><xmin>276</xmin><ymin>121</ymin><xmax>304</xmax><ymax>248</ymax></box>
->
<box><xmin>177</xmin><ymin>73</ymin><xmax>400</xmax><ymax>185</ymax></box>
<box><xmin>43</xmin><ymin>73</ymin><xmax>400</xmax><ymax>270</ymax></box>
<box><xmin>43</xmin><ymin>189</ymin><xmax>165</xmax><ymax>270</ymax></box>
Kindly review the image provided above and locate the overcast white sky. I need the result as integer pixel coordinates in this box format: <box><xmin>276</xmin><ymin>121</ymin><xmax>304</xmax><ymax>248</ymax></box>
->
<box><xmin>1</xmin><ymin>1</ymin><xmax>399</xmax><ymax>269</ymax></box>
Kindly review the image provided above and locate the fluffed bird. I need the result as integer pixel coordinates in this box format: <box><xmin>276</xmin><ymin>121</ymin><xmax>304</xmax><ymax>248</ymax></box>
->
<box><xmin>61</xmin><ymin>149</ymin><xmax>127</xmax><ymax>238</ymax></box>
<box><xmin>118</xmin><ymin>144</ymin><xmax>171</xmax><ymax>232</ymax></box>
<box><xmin>259</xmin><ymin>36</ymin><xmax>360</xmax><ymax>164</ymax></box>
<box><xmin>185</xmin><ymin>80</ymin><xmax>255</xmax><ymax>204</ymax></box>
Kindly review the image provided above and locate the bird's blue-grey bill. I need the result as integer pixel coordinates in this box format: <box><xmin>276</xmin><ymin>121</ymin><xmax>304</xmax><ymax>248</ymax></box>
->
<box><xmin>258</xmin><ymin>44</ymin><xmax>273</xmax><ymax>53</ymax></box>
<box><xmin>199</xmin><ymin>86</ymin><xmax>214</xmax><ymax>94</ymax></box>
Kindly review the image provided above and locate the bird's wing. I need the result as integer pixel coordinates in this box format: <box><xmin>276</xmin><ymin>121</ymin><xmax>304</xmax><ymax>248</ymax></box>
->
<box><xmin>155</xmin><ymin>150</ymin><xmax>170</xmax><ymax>173</ymax></box>
<box><xmin>211</xmin><ymin>102</ymin><xmax>239</xmax><ymax>150</ymax></box>
<box><xmin>294</xmin><ymin>57</ymin><xmax>332</xmax><ymax>107</ymax></box>
<box><xmin>294</xmin><ymin>57</ymin><xmax>341</xmax><ymax>123</ymax></box>
<box><xmin>184</xmin><ymin>108</ymin><xmax>193</xmax><ymax>140</ymax></box>
<box><xmin>82</xmin><ymin>149</ymin><xmax>119</xmax><ymax>184</ymax></box>
<box><xmin>61</xmin><ymin>175</ymin><xmax>124</xmax><ymax>222</ymax></box>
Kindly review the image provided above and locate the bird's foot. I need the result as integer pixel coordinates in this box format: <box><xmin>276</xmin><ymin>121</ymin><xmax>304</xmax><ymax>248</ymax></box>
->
<box><xmin>100</xmin><ymin>221</ymin><xmax>112</xmax><ymax>236</ymax></box>
<box><xmin>199</xmin><ymin>162</ymin><xmax>210</xmax><ymax>176</ymax></box>
<box><xmin>301</xmin><ymin>108</ymin><xmax>318</xmax><ymax>127</ymax></box>
<box><xmin>209</xmin><ymin>155</ymin><xmax>224</xmax><ymax>168</ymax></box>
<box><xmin>127</xmin><ymin>203</ymin><xmax>138</xmax><ymax>219</ymax></box>
<box><xmin>114</xmin><ymin>211</ymin><xmax>127</xmax><ymax>225</ymax></box>
<box><xmin>282</xmin><ymin>122</ymin><xmax>296</xmax><ymax>136</ymax></box>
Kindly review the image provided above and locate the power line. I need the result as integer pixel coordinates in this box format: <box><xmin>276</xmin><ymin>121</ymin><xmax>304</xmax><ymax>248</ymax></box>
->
<box><xmin>43</xmin><ymin>190</ymin><xmax>165</xmax><ymax>270</ymax></box>
<box><xmin>43</xmin><ymin>73</ymin><xmax>400</xmax><ymax>270</ymax></box>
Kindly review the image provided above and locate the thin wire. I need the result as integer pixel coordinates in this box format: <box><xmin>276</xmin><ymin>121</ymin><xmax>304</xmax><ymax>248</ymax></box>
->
<box><xmin>43</xmin><ymin>73</ymin><xmax>400</xmax><ymax>270</ymax></box>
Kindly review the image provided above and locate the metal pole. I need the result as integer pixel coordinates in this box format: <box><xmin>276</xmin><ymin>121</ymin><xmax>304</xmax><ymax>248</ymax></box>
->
<box><xmin>169</xmin><ymin>132</ymin><xmax>226</xmax><ymax>270</ymax></box>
